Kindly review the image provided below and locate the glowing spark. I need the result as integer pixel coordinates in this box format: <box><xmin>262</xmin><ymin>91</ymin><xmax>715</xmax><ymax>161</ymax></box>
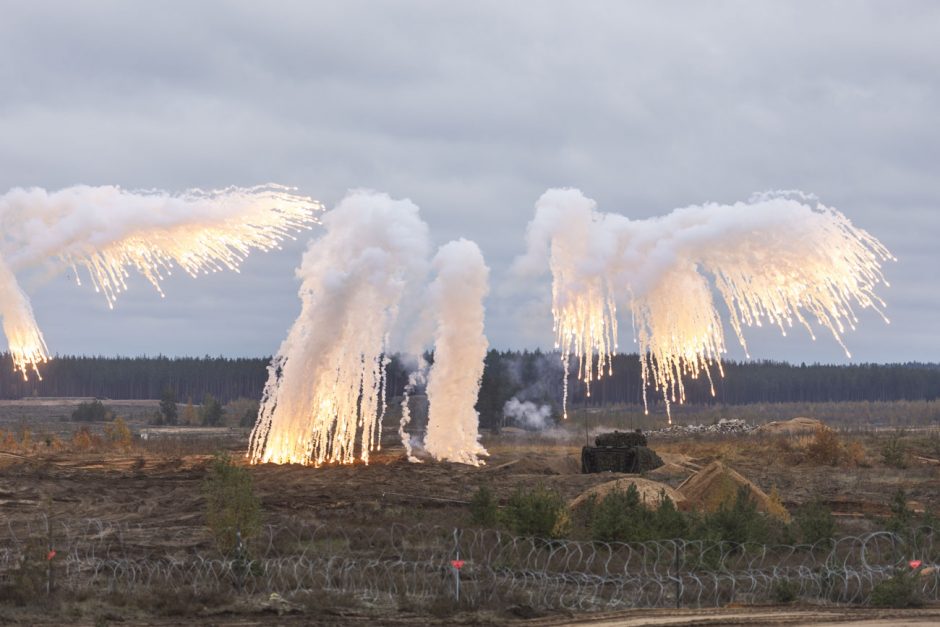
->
<box><xmin>519</xmin><ymin>189</ymin><xmax>893</xmax><ymax>423</ymax></box>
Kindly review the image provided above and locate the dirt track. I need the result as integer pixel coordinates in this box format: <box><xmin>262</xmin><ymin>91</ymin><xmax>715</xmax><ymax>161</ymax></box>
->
<box><xmin>552</xmin><ymin>608</ymin><xmax>940</xmax><ymax>626</ymax></box>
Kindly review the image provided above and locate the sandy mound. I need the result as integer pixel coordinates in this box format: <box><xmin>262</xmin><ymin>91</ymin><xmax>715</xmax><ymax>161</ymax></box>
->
<box><xmin>569</xmin><ymin>477</ymin><xmax>685</xmax><ymax>511</ymax></box>
<box><xmin>755</xmin><ymin>417</ymin><xmax>824</xmax><ymax>435</ymax></box>
<box><xmin>644</xmin><ymin>452</ymin><xmax>700</xmax><ymax>484</ymax></box>
<box><xmin>677</xmin><ymin>461</ymin><xmax>789</xmax><ymax>521</ymax></box>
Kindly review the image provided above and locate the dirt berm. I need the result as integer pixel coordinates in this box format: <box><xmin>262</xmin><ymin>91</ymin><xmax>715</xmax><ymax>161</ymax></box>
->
<box><xmin>569</xmin><ymin>477</ymin><xmax>685</xmax><ymax>511</ymax></box>
<box><xmin>677</xmin><ymin>460</ymin><xmax>789</xmax><ymax>521</ymax></box>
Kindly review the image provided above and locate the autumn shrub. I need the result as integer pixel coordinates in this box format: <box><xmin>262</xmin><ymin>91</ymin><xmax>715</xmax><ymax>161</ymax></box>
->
<box><xmin>71</xmin><ymin>427</ymin><xmax>95</xmax><ymax>451</ymax></box>
<box><xmin>0</xmin><ymin>430</ymin><xmax>16</xmax><ymax>450</ymax></box>
<box><xmin>844</xmin><ymin>440</ymin><xmax>868</xmax><ymax>466</ymax></box>
<box><xmin>766</xmin><ymin>487</ymin><xmax>791</xmax><ymax>524</ymax></box>
<box><xmin>103</xmin><ymin>417</ymin><xmax>133</xmax><ymax>450</ymax></box>
<box><xmin>18</xmin><ymin>427</ymin><xmax>32</xmax><ymax>451</ymax></box>
<box><xmin>805</xmin><ymin>426</ymin><xmax>842</xmax><ymax>465</ymax></box>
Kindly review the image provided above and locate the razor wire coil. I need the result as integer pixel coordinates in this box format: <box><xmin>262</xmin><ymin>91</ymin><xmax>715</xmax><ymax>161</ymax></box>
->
<box><xmin>1</xmin><ymin>518</ymin><xmax>937</xmax><ymax>609</ymax></box>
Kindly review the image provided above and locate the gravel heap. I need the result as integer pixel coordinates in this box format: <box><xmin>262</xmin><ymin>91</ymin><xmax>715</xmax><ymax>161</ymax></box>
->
<box><xmin>646</xmin><ymin>418</ymin><xmax>757</xmax><ymax>437</ymax></box>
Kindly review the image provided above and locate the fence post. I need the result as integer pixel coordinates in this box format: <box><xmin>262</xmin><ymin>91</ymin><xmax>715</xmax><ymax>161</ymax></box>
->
<box><xmin>453</xmin><ymin>528</ymin><xmax>461</xmax><ymax>603</ymax></box>
<box><xmin>235</xmin><ymin>527</ymin><xmax>244</xmax><ymax>594</ymax></box>
<box><xmin>46</xmin><ymin>515</ymin><xmax>55</xmax><ymax>597</ymax></box>
<box><xmin>674</xmin><ymin>541</ymin><xmax>680</xmax><ymax>608</ymax></box>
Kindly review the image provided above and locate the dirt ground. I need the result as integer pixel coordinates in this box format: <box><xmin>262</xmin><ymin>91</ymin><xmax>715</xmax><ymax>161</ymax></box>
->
<box><xmin>1</xmin><ymin>404</ymin><xmax>940</xmax><ymax>624</ymax></box>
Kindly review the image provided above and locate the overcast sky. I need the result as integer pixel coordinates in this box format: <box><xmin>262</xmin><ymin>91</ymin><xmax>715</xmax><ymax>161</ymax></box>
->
<box><xmin>0</xmin><ymin>1</ymin><xmax>937</xmax><ymax>364</ymax></box>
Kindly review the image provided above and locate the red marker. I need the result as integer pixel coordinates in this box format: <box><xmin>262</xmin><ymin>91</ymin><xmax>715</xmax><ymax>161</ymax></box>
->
<box><xmin>909</xmin><ymin>560</ymin><xmax>922</xmax><ymax>569</ymax></box>
<box><xmin>46</xmin><ymin>550</ymin><xmax>56</xmax><ymax>561</ymax></box>
<box><xmin>451</xmin><ymin>559</ymin><xmax>465</xmax><ymax>570</ymax></box>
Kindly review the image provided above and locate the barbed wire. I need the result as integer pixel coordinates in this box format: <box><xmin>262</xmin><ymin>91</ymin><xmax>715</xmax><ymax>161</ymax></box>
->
<box><xmin>1</xmin><ymin>519</ymin><xmax>937</xmax><ymax>609</ymax></box>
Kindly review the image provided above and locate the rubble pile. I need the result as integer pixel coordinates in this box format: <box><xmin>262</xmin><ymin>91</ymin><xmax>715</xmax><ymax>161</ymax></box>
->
<box><xmin>645</xmin><ymin>418</ymin><xmax>757</xmax><ymax>438</ymax></box>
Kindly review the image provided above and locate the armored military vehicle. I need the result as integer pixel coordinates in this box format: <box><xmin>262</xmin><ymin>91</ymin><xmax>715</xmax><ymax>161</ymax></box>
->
<box><xmin>581</xmin><ymin>429</ymin><xmax>664</xmax><ymax>474</ymax></box>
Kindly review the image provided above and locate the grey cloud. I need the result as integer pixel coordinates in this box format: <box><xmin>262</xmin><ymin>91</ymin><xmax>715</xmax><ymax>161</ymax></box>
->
<box><xmin>1</xmin><ymin>1</ymin><xmax>937</xmax><ymax>362</ymax></box>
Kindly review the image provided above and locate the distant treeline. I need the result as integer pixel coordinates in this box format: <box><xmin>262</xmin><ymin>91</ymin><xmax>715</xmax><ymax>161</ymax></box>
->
<box><xmin>1</xmin><ymin>351</ymin><xmax>938</xmax><ymax>418</ymax></box>
<box><xmin>0</xmin><ymin>355</ymin><xmax>270</xmax><ymax>404</ymax></box>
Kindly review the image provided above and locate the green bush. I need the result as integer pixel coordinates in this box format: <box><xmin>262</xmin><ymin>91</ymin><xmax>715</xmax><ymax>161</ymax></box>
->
<box><xmin>881</xmin><ymin>433</ymin><xmax>908</xmax><ymax>469</ymax></box>
<box><xmin>591</xmin><ymin>485</ymin><xmax>687</xmax><ymax>542</ymax></box>
<box><xmin>870</xmin><ymin>571</ymin><xmax>923</xmax><ymax>608</ymax></box>
<box><xmin>200</xmin><ymin>394</ymin><xmax>224</xmax><ymax>427</ymax></box>
<box><xmin>696</xmin><ymin>485</ymin><xmax>771</xmax><ymax>544</ymax></box>
<box><xmin>469</xmin><ymin>486</ymin><xmax>499</xmax><ymax>527</ymax></box>
<box><xmin>0</xmin><ymin>535</ymin><xmax>49</xmax><ymax>605</ymax></box>
<box><xmin>71</xmin><ymin>400</ymin><xmax>112</xmax><ymax>422</ymax></box>
<box><xmin>652</xmin><ymin>491</ymin><xmax>688</xmax><ymax>539</ymax></box>
<box><xmin>505</xmin><ymin>485</ymin><xmax>569</xmax><ymax>539</ymax></box>
<box><xmin>886</xmin><ymin>489</ymin><xmax>914</xmax><ymax>536</ymax></box>
<box><xmin>592</xmin><ymin>484</ymin><xmax>645</xmax><ymax>542</ymax></box>
<box><xmin>795</xmin><ymin>500</ymin><xmax>835</xmax><ymax>545</ymax></box>
<box><xmin>770</xmin><ymin>579</ymin><xmax>800</xmax><ymax>604</ymax></box>
<box><xmin>204</xmin><ymin>452</ymin><xmax>261</xmax><ymax>555</ymax></box>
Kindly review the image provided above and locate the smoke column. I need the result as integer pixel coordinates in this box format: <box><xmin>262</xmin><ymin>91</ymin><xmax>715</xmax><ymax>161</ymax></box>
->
<box><xmin>518</xmin><ymin>189</ymin><xmax>894</xmax><ymax>421</ymax></box>
<box><xmin>503</xmin><ymin>397</ymin><xmax>552</xmax><ymax>430</ymax></box>
<box><xmin>0</xmin><ymin>184</ymin><xmax>321</xmax><ymax>376</ymax></box>
<box><xmin>424</xmin><ymin>239</ymin><xmax>490</xmax><ymax>466</ymax></box>
<box><xmin>249</xmin><ymin>191</ymin><xmax>430</xmax><ymax>466</ymax></box>
<box><xmin>399</xmin><ymin>364</ymin><xmax>426</xmax><ymax>463</ymax></box>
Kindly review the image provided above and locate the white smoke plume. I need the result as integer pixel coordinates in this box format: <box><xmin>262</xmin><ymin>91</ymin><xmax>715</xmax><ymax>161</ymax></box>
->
<box><xmin>424</xmin><ymin>239</ymin><xmax>490</xmax><ymax>466</ymax></box>
<box><xmin>0</xmin><ymin>184</ymin><xmax>321</xmax><ymax>376</ymax></box>
<box><xmin>517</xmin><ymin>188</ymin><xmax>894</xmax><ymax>421</ymax></box>
<box><xmin>249</xmin><ymin>191</ymin><xmax>431</xmax><ymax>466</ymax></box>
<box><xmin>399</xmin><ymin>362</ymin><xmax>427</xmax><ymax>463</ymax></box>
<box><xmin>502</xmin><ymin>397</ymin><xmax>552</xmax><ymax>430</ymax></box>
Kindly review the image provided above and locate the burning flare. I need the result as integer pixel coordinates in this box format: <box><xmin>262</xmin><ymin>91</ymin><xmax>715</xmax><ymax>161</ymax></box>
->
<box><xmin>249</xmin><ymin>191</ymin><xmax>430</xmax><ymax>466</ymax></box>
<box><xmin>0</xmin><ymin>184</ymin><xmax>321</xmax><ymax>376</ymax></box>
<box><xmin>518</xmin><ymin>189</ymin><xmax>894</xmax><ymax>422</ymax></box>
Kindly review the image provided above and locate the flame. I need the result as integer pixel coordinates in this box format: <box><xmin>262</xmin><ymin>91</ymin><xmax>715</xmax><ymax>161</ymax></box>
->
<box><xmin>535</xmin><ymin>191</ymin><xmax>893</xmax><ymax>423</ymax></box>
<box><xmin>1</xmin><ymin>184</ymin><xmax>321</xmax><ymax>378</ymax></box>
<box><xmin>0</xmin><ymin>254</ymin><xmax>49</xmax><ymax>378</ymax></box>
<box><xmin>247</xmin><ymin>191</ymin><xmax>429</xmax><ymax>467</ymax></box>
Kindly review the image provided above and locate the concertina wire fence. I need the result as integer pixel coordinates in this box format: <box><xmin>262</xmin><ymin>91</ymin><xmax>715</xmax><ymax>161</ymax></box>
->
<box><xmin>0</xmin><ymin>518</ymin><xmax>938</xmax><ymax>610</ymax></box>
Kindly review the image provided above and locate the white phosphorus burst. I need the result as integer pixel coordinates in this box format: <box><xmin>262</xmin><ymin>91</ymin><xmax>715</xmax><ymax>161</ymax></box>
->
<box><xmin>423</xmin><ymin>239</ymin><xmax>490</xmax><ymax>466</ymax></box>
<box><xmin>518</xmin><ymin>189</ymin><xmax>894</xmax><ymax>423</ymax></box>
<box><xmin>0</xmin><ymin>254</ymin><xmax>48</xmax><ymax>379</ymax></box>
<box><xmin>0</xmin><ymin>184</ymin><xmax>321</xmax><ymax>377</ymax></box>
<box><xmin>248</xmin><ymin>191</ymin><xmax>430</xmax><ymax>466</ymax></box>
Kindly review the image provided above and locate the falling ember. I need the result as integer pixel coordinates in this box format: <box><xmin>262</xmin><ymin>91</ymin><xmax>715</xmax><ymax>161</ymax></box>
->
<box><xmin>519</xmin><ymin>189</ymin><xmax>894</xmax><ymax>423</ymax></box>
<box><xmin>0</xmin><ymin>184</ymin><xmax>321</xmax><ymax>377</ymax></box>
<box><xmin>249</xmin><ymin>191</ymin><xmax>430</xmax><ymax>466</ymax></box>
